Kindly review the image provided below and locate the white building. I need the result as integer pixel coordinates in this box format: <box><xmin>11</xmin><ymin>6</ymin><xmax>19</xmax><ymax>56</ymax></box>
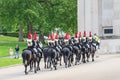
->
<box><xmin>77</xmin><ymin>0</ymin><xmax>120</xmax><ymax>53</ymax></box>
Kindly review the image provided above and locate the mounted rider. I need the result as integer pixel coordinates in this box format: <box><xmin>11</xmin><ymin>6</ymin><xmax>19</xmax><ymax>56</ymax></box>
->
<box><xmin>64</xmin><ymin>32</ymin><xmax>70</xmax><ymax>45</ymax></box>
<box><xmin>93</xmin><ymin>33</ymin><xmax>100</xmax><ymax>49</ymax></box>
<box><xmin>78</xmin><ymin>32</ymin><xmax>82</xmax><ymax>43</ymax></box>
<box><xmin>26</xmin><ymin>32</ymin><xmax>36</xmax><ymax>54</ymax></box>
<box><xmin>88</xmin><ymin>32</ymin><xmax>96</xmax><ymax>50</ymax></box>
<box><xmin>64</xmin><ymin>32</ymin><xmax>73</xmax><ymax>52</ymax></box>
<box><xmin>81</xmin><ymin>31</ymin><xmax>90</xmax><ymax>49</ymax></box>
<box><xmin>33</xmin><ymin>32</ymin><xmax>43</xmax><ymax>58</ymax></box>
<box><xmin>47</xmin><ymin>32</ymin><xmax>55</xmax><ymax>47</ymax></box>
<box><xmin>74</xmin><ymin>32</ymin><xmax>79</xmax><ymax>44</ymax></box>
<box><xmin>54</xmin><ymin>32</ymin><xmax>62</xmax><ymax>52</ymax></box>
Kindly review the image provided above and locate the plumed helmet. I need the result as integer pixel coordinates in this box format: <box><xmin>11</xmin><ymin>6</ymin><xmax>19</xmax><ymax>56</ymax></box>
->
<box><xmin>28</xmin><ymin>32</ymin><xmax>32</xmax><ymax>39</ymax></box>
<box><xmin>33</xmin><ymin>32</ymin><xmax>37</xmax><ymax>40</ymax></box>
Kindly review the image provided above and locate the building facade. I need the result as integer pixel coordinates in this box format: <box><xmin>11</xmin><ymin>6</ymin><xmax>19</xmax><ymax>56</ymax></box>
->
<box><xmin>77</xmin><ymin>0</ymin><xmax>120</xmax><ymax>53</ymax></box>
<box><xmin>78</xmin><ymin>0</ymin><xmax>120</xmax><ymax>38</ymax></box>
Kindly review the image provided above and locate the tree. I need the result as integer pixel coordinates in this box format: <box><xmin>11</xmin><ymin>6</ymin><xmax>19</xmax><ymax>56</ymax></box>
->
<box><xmin>0</xmin><ymin>0</ymin><xmax>77</xmax><ymax>42</ymax></box>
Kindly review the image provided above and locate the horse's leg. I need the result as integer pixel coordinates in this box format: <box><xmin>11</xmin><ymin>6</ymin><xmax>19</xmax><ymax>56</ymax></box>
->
<box><xmin>36</xmin><ymin>60</ymin><xmax>39</xmax><ymax>71</ymax></box>
<box><xmin>86</xmin><ymin>52</ymin><xmax>90</xmax><ymax>62</ymax></box>
<box><xmin>68</xmin><ymin>57</ymin><xmax>71</xmax><ymax>67</ymax></box>
<box><xmin>44</xmin><ymin>56</ymin><xmax>47</xmax><ymax>69</ymax></box>
<box><xmin>39</xmin><ymin>58</ymin><xmax>41</xmax><ymax>70</ymax></box>
<box><xmin>60</xmin><ymin>56</ymin><xmax>62</xmax><ymax>66</ymax></box>
<box><xmin>24</xmin><ymin>65</ymin><xmax>28</xmax><ymax>74</ymax></box>
<box><xmin>34</xmin><ymin>59</ymin><xmax>37</xmax><ymax>73</ymax></box>
<box><xmin>78</xmin><ymin>52</ymin><xmax>81</xmax><ymax>64</ymax></box>
<box><xmin>52</xmin><ymin>59</ymin><xmax>56</xmax><ymax>70</ymax></box>
<box><xmin>29</xmin><ymin>61</ymin><xmax>33</xmax><ymax>72</ymax></box>
<box><xmin>83</xmin><ymin>52</ymin><xmax>86</xmax><ymax>63</ymax></box>
<box><xmin>71</xmin><ymin>54</ymin><xmax>74</xmax><ymax>64</ymax></box>
<box><xmin>64</xmin><ymin>56</ymin><xmax>68</xmax><ymax>68</ymax></box>
<box><xmin>75</xmin><ymin>54</ymin><xmax>77</xmax><ymax>65</ymax></box>
<box><xmin>37</xmin><ymin>57</ymin><xmax>41</xmax><ymax>71</ymax></box>
<box><xmin>92</xmin><ymin>52</ymin><xmax>95</xmax><ymax>62</ymax></box>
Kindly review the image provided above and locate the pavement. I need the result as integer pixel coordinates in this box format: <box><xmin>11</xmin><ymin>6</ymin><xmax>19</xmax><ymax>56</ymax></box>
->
<box><xmin>0</xmin><ymin>53</ymin><xmax>120</xmax><ymax>80</ymax></box>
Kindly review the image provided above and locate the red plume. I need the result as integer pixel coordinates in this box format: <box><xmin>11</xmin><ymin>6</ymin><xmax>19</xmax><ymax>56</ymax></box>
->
<box><xmin>51</xmin><ymin>32</ymin><xmax>54</xmax><ymax>40</ymax></box>
<box><xmin>83</xmin><ymin>31</ymin><xmax>86</xmax><ymax>37</ymax></box>
<box><xmin>33</xmin><ymin>32</ymin><xmax>37</xmax><ymax>40</ymax></box>
<box><xmin>28</xmin><ymin>32</ymin><xmax>32</xmax><ymax>39</ymax></box>
<box><xmin>48</xmin><ymin>34</ymin><xmax>51</xmax><ymax>40</ymax></box>
<box><xmin>65</xmin><ymin>33</ymin><xmax>70</xmax><ymax>40</ymax></box>
<box><xmin>55</xmin><ymin>32</ymin><xmax>59</xmax><ymax>39</ymax></box>
<box><xmin>89</xmin><ymin>32</ymin><xmax>92</xmax><ymax>37</ymax></box>
<box><xmin>75</xmin><ymin>32</ymin><xmax>79</xmax><ymax>38</ymax></box>
<box><xmin>79</xmin><ymin>32</ymin><xmax>81</xmax><ymax>38</ymax></box>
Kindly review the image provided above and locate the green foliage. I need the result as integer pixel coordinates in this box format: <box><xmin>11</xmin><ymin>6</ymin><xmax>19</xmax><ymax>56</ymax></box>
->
<box><xmin>0</xmin><ymin>58</ymin><xmax>22</xmax><ymax>67</ymax></box>
<box><xmin>0</xmin><ymin>0</ymin><xmax>77</xmax><ymax>35</ymax></box>
<box><xmin>0</xmin><ymin>36</ymin><xmax>26</xmax><ymax>57</ymax></box>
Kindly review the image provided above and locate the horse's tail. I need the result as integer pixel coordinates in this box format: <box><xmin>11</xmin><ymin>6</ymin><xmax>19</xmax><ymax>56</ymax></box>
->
<box><xmin>22</xmin><ymin>50</ymin><xmax>31</xmax><ymax>65</ymax></box>
<box><xmin>62</xmin><ymin>48</ymin><xmax>69</xmax><ymax>56</ymax></box>
<box><xmin>73</xmin><ymin>46</ymin><xmax>79</xmax><ymax>54</ymax></box>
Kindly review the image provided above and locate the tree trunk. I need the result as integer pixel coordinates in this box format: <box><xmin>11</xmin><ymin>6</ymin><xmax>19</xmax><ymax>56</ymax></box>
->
<box><xmin>18</xmin><ymin>24</ymin><xmax>24</xmax><ymax>42</ymax></box>
<box><xmin>38</xmin><ymin>24</ymin><xmax>44</xmax><ymax>43</ymax></box>
<box><xmin>27</xmin><ymin>22</ymin><xmax>33</xmax><ymax>35</ymax></box>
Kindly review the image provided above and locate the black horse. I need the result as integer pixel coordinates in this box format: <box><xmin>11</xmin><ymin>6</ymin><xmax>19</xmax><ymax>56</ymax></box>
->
<box><xmin>73</xmin><ymin>44</ymin><xmax>81</xmax><ymax>65</ymax></box>
<box><xmin>43</xmin><ymin>46</ymin><xmax>50</xmax><ymax>69</ymax></box>
<box><xmin>81</xmin><ymin>38</ymin><xmax>90</xmax><ymax>63</ymax></box>
<box><xmin>22</xmin><ymin>49</ymin><xmax>37</xmax><ymax>74</ymax></box>
<box><xmin>34</xmin><ymin>47</ymin><xmax>42</xmax><ymax>71</ymax></box>
<box><xmin>88</xmin><ymin>39</ymin><xmax>96</xmax><ymax>62</ymax></box>
<box><xmin>43</xmin><ymin>45</ymin><xmax>58</xmax><ymax>70</ymax></box>
<box><xmin>62</xmin><ymin>45</ymin><xmax>73</xmax><ymax>68</ymax></box>
<box><xmin>55</xmin><ymin>40</ymin><xmax>63</xmax><ymax>66</ymax></box>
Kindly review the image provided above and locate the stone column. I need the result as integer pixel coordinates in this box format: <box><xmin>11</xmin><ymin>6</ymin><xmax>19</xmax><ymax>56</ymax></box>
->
<box><xmin>78</xmin><ymin>0</ymin><xmax>99</xmax><ymax>36</ymax></box>
<box><xmin>98</xmin><ymin>0</ymin><xmax>103</xmax><ymax>37</ymax></box>
<box><xmin>91</xmin><ymin>0</ymin><xmax>99</xmax><ymax>35</ymax></box>
<box><xmin>77</xmin><ymin>0</ymin><xmax>85</xmax><ymax>32</ymax></box>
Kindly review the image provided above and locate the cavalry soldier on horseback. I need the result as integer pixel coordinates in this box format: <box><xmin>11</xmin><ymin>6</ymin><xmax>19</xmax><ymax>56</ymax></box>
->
<box><xmin>47</xmin><ymin>32</ymin><xmax>55</xmax><ymax>47</ymax></box>
<box><xmin>64</xmin><ymin>32</ymin><xmax>73</xmax><ymax>53</ymax></box>
<box><xmin>33</xmin><ymin>32</ymin><xmax>43</xmax><ymax>58</ymax></box>
<box><xmin>88</xmin><ymin>32</ymin><xmax>96</xmax><ymax>51</ymax></box>
<box><xmin>26</xmin><ymin>32</ymin><xmax>36</xmax><ymax>54</ymax></box>
<box><xmin>74</xmin><ymin>32</ymin><xmax>81</xmax><ymax>49</ymax></box>
<box><xmin>81</xmin><ymin>31</ymin><xmax>89</xmax><ymax>49</ymax></box>
<box><xmin>93</xmin><ymin>33</ymin><xmax>100</xmax><ymax>49</ymax></box>
<box><xmin>54</xmin><ymin>32</ymin><xmax>61</xmax><ymax>52</ymax></box>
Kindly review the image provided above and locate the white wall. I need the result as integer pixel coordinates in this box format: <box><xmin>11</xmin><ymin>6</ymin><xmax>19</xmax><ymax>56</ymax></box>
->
<box><xmin>98</xmin><ymin>39</ymin><xmax>120</xmax><ymax>53</ymax></box>
<box><xmin>78</xmin><ymin>0</ymin><xmax>99</xmax><ymax>36</ymax></box>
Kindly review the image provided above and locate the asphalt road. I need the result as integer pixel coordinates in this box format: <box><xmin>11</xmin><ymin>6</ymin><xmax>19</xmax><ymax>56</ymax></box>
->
<box><xmin>0</xmin><ymin>53</ymin><xmax>120</xmax><ymax>80</ymax></box>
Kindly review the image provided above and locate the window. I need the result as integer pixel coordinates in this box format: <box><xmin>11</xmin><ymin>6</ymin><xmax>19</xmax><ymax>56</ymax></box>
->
<box><xmin>104</xmin><ymin>29</ymin><xmax>113</xmax><ymax>34</ymax></box>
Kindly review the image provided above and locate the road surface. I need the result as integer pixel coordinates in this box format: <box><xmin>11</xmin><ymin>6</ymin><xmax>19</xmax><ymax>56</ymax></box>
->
<box><xmin>0</xmin><ymin>53</ymin><xmax>120</xmax><ymax>80</ymax></box>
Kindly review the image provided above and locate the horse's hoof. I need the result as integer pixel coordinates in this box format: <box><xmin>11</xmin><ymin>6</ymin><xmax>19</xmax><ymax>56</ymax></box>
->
<box><xmin>44</xmin><ymin>66</ymin><xmax>46</xmax><ymax>69</ymax></box>
<box><xmin>51</xmin><ymin>68</ymin><xmax>53</xmax><ymax>70</ymax></box>
<box><xmin>65</xmin><ymin>65</ymin><xmax>67</xmax><ymax>68</ymax></box>
<box><xmin>60</xmin><ymin>64</ymin><xmax>62</xmax><ymax>66</ymax></box>
<box><xmin>87</xmin><ymin>60</ymin><xmax>89</xmax><ymax>62</ymax></box>
<box><xmin>75</xmin><ymin>62</ymin><xmax>77</xmax><ymax>65</ymax></box>
<box><xmin>92</xmin><ymin>59</ymin><xmax>94</xmax><ymax>62</ymax></box>
<box><xmin>29</xmin><ymin>69</ymin><xmax>33</xmax><ymax>72</ymax></box>
<box><xmin>55</xmin><ymin>67</ymin><xmax>57</xmax><ymax>70</ymax></box>
<box><xmin>25</xmin><ymin>72</ymin><xmax>28</xmax><ymax>75</ymax></box>
<box><xmin>34</xmin><ymin>71</ymin><xmax>37</xmax><ymax>73</ymax></box>
<box><xmin>83</xmin><ymin>61</ymin><xmax>86</xmax><ymax>63</ymax></box>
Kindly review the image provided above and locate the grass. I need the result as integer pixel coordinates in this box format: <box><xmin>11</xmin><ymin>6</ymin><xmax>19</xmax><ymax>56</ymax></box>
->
<box><xmin>0</xmin><ymin>58</ymin><xmax>22</xmax><ymax>68</ymax></box>
<box><xmin>0</xmin><ymin>35</ymin><xmax>24</xmax><ymax>67</ymax></box>
<box><xmin>0</xmin><ymin>35</ymin><xmax>27</xmax><ymax>57</ymax></box>
<box><xmin>0</xmin><ymin>35</ymin><xmax>19</xmax><ymax>43</ymax></box>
